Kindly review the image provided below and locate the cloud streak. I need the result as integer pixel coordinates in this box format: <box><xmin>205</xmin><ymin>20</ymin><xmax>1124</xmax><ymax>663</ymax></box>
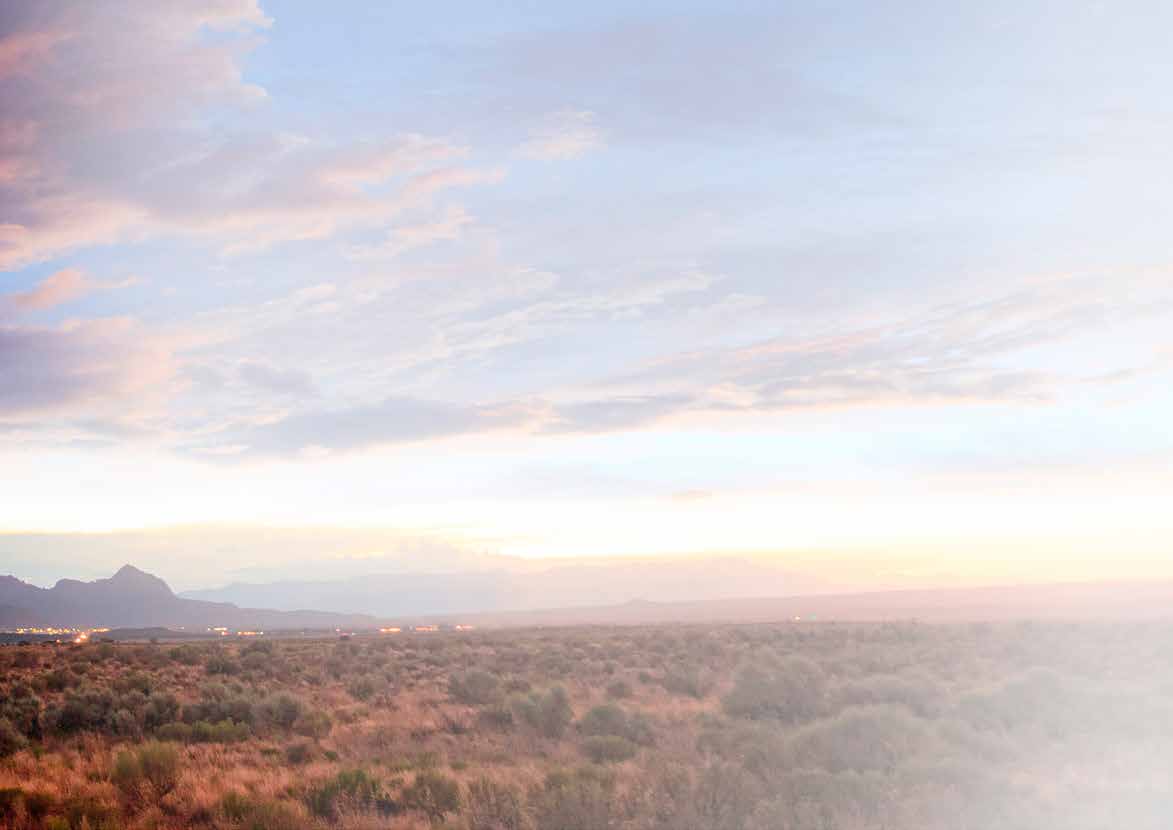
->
<box><xmin>518</xmin><ymin>110</ymin><xmax>605</xmax><ymax>160</ymax></box>
<box><xmin>196</xmin><ymin>396</ymin><xmax>533</xmax><ymax>458</ymax></box>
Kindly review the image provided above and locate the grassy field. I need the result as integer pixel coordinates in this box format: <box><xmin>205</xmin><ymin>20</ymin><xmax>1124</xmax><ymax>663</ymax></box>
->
<box><xmin>2</xmin><ymin>621</ymin><xmax>1172</xmax><ymax>829</ymax></box>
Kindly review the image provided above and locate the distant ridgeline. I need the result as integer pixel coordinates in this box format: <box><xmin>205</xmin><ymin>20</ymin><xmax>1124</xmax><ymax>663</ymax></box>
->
<box><xmin>3</xmin><ymin>564</ymin><xmax>1173</xmax><ymax>634</ymax></box>
<box><xmin>0</xmin><ymin>565</ymin><xmax>377</xmax><ymax>631</ymax></box>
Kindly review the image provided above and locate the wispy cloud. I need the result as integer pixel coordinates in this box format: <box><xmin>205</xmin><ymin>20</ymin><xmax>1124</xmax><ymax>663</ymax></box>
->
<box><xmin>542</xmin><ymin>394</ymin><xmax>694</xmax><ymax>434</ymax></box>
<box><xmin>195</xmin><ymin>396</ymin><xmax>532</xmax><ymax>459</ymax></box>
<box><xmin>237</xmin><ymin>361</ymin><xmax>319</xmax><ymax>399</ymax></box>
<box><xmin>518</xmin><ymin>110</ymin><xmax>605</xmax><ymax>160</ymax></box>
<box><xmin>588</xmin><ymin>271</ymin><xmax>1173</xmax><ymax>419</ymax></box>
<box><xmin>348</xmin><ymin>205</ymin><xmax>474</xmax><ymax>261</ymax></box>
<box><xmin>3</xmin><ymin>268</ymin><xmax>93</xmax><ymax>311</ymax></box>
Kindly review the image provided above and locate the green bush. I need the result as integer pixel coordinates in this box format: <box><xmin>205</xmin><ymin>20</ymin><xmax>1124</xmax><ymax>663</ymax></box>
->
<box><xmin>220</xmin><ymin>791</ymin><xmax>252</xmax><ymax>821</ymax></box>
<box><xmin>157</xmin><ymin>718</ymin><xmax>249</xmax><ymax>743</ymax></box>
<box><xmin>1</xmin><ymin>694</ymin><xmax>42</xmax><ymax>741</ymax></box>
<box><xmin>44</xmin><ymin>668</ymin><xmax>73</xmax><ymax>692</ymax></box>
<box><xmin>243</xmin><ymin>640</ymin><xmax>276</xmax><ymax>656</ymax></box>
<box><xmin>193</xmin><ymin>719</ymin><xmax>251</xmax><ymax>743</ymax></box>
<box><xmin>466</xmin><ymin>777</ymin><xmax>529</xmax><ymax>830</ymax></box>
<box><xmin>205</xmin><ymin>654</ymin><xmax>240</xmax><ymax>676</ymax></box>
<box><xmin>745</xmin><ymin>770</ymin><xmax>893</xmax><ymax>830</ymax></box>
<box><xmin>155</xmin><ymin>722</ymin><xmax>193</xmax><ymax>742</ymax></box>
<box><xmin>450</xmin><ymin>670</ymin><xmax>502</xmax><ymax>705</ymax></box>
<box><xmin>111</xmin><ymin>749</ymin><xmax>143</xmax><ymax>796</ymax></box>
<box><xmin>581</xmin><ymin>735</ymin><xmax>637</xmax><ymax>763</ymax></box>
<box><xmin>306</xmin><ymin>769</ymin><xmax>392</xmax><ymax>819</ymax></box>
<box><xmin>183</xmin><ymin>689</ymin><xmax>255</xmax><ymax>726</ymax></box>
<box><xmin>60</xmin><ymin>793</ymin><xmax>120</xmax><ymax>830</ymax></box>
<box><xmin>168</xmin><ymin>644</ymin><xmax>203</xmax><ymax>665</ymax></box>
<box><xmin>285</xmin><ymin>740</ymin><xmax>315</xmax><ymax>765</ymax></box>
<box><xmin>222</xmin><ymin>792</ymin><xmax>308</xmax><ymax>830</ymax></box>
<box><xmin>692</xmin><ymin>762</ymin><xmax>764</xmax><ymax>830</ymax></box>
<box><xmin>723</xmin><ymin>656</ymin><xmax>827</xmax><ymax>723</ymax></box>
<box><xmin>110</xmin><ymin>707</ymin><xmax>139</xmax><ymax>737</ymax></box>
<box><xmin>293</xmin><ymin>710</ymin><xmax>331</xmax><ymax>740</ymax></box>
<box><xmin>0</xmin><ymin>718</ymin><xmax>28</xmax><ymax>758</ymax></box>
<box><xmin>43</xmin><ymin>687</ymin><xmax>117</xmax><ymax>735</ymax></box>
<box><xmin>403</xmin><ymin>771</ymin><xmax>461</xmax><ymax>822</ymax></box>
<box><xmin>786</xmin><ymin>705</ymin><xmax>927</xmax><ymax>773</ymax></box>
<box><xmin>478</xmin><ymin>703</ymin><xmax>515</xmax><ymax>731</ymax></box>
<box><xmin>577</xmin><ymin>704</ymin><xmax>654</xmax><ymax>745</ymax></box>
<box><xmin>833</xmin><ymin>673</ymin><xmax>945</xmax><ymax>719</ymax></box>
<box><xmin>347</xmin><ymin>675</ymin><xmax>379</xmax><ymax>701</ymax></box>
<box><xmin>115</xmin><ymin>671</ymin><xmax>151</xmax><ymax>695</ymax></box>
<box><xmin>242</xmin><ymin>651</ymin><xmax>272</xmax><ymax>673</ymax></box>
<box><xmin>113</xmin><ymin>741</ymin><xmax>181</xmax><ymax>798</ymax></box>
<box><xmin>140</xmin><ymin>740</ymin><xmax>182</xmax><ymax>796</ymax></box>
<box><xmin>531</xmin><ymin>768</ymin><xmax>613</xmax><ymax>830</ymax></box>
<box><xmin>514</xmin><ymin>686</ymin><xmax>572</xmax><ymax>739</ymax></box>
<box><xmin>143</xmin><ymin>692</ymin><xmax>179</xmax><ymax>731</ymax></box>
<box><xmin>256</xmin><ymin>693</ymin><xmax>305</xmax><ymax>730</ymax></box>
<box><xmin>660</xmin><ymin>665</ymin><xmax>713</xmax><ymax>699</ymax></box>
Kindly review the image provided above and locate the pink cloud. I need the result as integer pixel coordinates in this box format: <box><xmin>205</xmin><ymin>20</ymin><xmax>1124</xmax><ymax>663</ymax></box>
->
<box><xmin>0</xmin><ymin>316</ymin><xmax>176</xmax><ymax>416</ymax></box>
<box><xmin>4</xmin><ymin>268</ymin><xmax>94</xmax><ymax>311</ymax></box>
<box><xmin>317</xmin><ymin>136</ymin><xmax>468</xmax><ymax>188</ymax></box>
<box><xmin>400</xmin><ymin>166</ymin><xmax>507</xmax><ymax>203</ymax></box>
<box><xmin>0</xmin><ymin>29</ymin><xmax>71</xmax><ymax>80</ymax></box>
<box><xmin>0</xmin><ymin>2</ymin><xmax>505</xmax><ymax>270</ymax></box>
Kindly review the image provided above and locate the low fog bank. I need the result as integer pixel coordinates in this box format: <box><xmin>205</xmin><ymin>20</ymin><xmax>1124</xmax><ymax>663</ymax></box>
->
<box><xmin>703</xmin><ymin>621</ymin><xmax>1173</xmax><ymax>829</ymax></box>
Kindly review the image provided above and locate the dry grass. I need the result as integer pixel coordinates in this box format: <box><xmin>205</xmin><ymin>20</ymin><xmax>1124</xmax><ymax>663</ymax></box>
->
<box><xmin>2</xmin><ymin>622</ymin><xmax>1173</xmax><ymax>829</ymax></box>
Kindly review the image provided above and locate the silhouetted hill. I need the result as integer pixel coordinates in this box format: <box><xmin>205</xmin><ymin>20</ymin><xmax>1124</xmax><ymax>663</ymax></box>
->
<box><xmin>0</xmin><ymin>565</ymin><xmax>375</xmax><ymax>629</ymax></box>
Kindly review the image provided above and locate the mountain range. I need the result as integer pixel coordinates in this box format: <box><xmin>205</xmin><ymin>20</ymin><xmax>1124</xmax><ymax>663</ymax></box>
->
<box><xmin>0</xmin><ymin>565</ymin><xmax>374</xmax><ymax>629</ymax></box>
<box><xmin>4</xmin><ymin>564</ymin><xmax>1173</xmax><ymax>631</ymax></box>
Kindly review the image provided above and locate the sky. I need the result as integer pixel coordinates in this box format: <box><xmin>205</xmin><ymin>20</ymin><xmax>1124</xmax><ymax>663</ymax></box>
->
<box><xmin>2</xmin><ymin>1</ymin><xmax>1172</xmax><ymax>590</ymax></box>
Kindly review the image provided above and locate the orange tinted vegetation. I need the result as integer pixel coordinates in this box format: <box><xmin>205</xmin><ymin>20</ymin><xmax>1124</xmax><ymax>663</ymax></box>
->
<box><xmin>1</xmin><ymin>621</ymin><xmax>1172</xmax><ymax>829</ymax></box>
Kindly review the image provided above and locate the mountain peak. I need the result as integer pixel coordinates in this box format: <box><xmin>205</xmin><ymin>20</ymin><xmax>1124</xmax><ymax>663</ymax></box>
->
<box><xmin>107</xmin><ymin>564</ymin><xmax>173</xmax><ymax>596</ymax></box>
